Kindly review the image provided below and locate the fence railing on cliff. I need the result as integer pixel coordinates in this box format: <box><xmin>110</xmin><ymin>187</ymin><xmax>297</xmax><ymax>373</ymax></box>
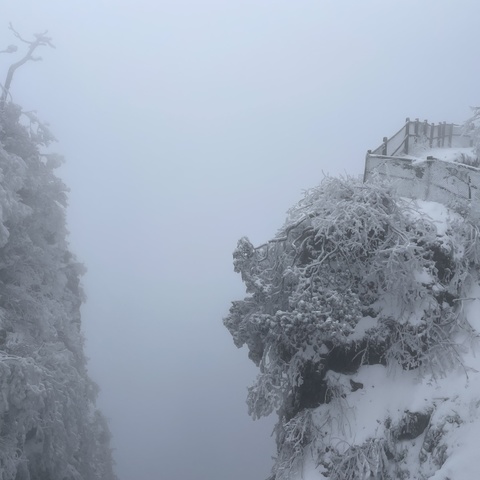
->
<box><xmin>364</xmin><ymin>155</ymin><xmax>480</xmax><ymax>207</ymax></box>
<box><xmin>369</xmin><ymin>118</ymin><xmax>472</xmax><ymax>157</ymax></box>
<box><xmin>364</xmin><ymin>118</ymin><xmax>479</xmax><ymax>219</ymax></box>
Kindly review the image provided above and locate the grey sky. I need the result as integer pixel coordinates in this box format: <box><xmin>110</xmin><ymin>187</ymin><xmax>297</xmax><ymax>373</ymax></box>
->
<box><xmin>2</xmin><ymin>1</ymin><xmax>480</xmax><ymax>479</ymax></box>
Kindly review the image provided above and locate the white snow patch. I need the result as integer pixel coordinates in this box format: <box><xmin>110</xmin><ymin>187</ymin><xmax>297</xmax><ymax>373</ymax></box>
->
<box><xmin>349</xmin><ymin>316</ymin><xmax>377</xmax><ymax>341</ymax></box>
<box><xmin>413</xmin><ymin>200</ymin><xmax>455</xmax><ymax>236</ymax></box>
<box><xmin>412</xmin><ymin>146</ymin><xmax>475</xmax><ymax>164</ymax></box>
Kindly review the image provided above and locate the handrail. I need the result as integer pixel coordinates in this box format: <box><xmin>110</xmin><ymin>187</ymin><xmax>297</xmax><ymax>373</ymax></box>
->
<box><xmin>369</xmin><ymin>118</ymin><xmax>472</xmax><ymax>157</ymax></box>
<box><xmin>363</xmin><ymin>153</ymin><xmax>480</xmax><ymax>221</ymax></box>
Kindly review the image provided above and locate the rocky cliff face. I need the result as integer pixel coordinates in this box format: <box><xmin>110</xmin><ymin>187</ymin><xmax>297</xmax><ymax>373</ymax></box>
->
<box><xmin>0</xmin><ymin>102</ymin><xmax>117</xmax><ymax>480</ymax></box>
<box><xmin>225</xmin><ymin>176</ymin><xmax>480</xmax><ymax>480</ymax></box>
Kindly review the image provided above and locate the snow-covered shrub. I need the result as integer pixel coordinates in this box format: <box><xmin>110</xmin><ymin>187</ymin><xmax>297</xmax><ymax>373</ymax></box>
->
<box><xmin>330</xmin><ymin>438</ymin><xmax>391</xmax><ymax>480</ymax></box>
<box><xmin>274</xmin><ymin>409</ymin><xmax>317</xmax><ymax>480</ymax></box>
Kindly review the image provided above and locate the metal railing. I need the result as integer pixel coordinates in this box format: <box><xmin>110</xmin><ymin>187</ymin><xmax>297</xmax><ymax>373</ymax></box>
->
<box><xmin>369</xmin><ymin>118</ymin><xmax>472</xmax><ymax>157</ymax></box>
<box><xmin>364</xmin><ymin>155</ymin><xmax>480</xmax><ymax>212</ymax></box>
<box><xmin>363</xmin><ymin>118</ymin><xmax>480</xmax><ymax>219</ymax></box>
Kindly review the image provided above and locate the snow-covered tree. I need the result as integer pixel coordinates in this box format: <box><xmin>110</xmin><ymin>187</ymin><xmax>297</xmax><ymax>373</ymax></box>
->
<box><xmin>0</xmin><ymin>28</ymin><xmax>117</xmax><ymax>480</ymax></box>
<box><xmin>225</xmin><ymin>176</ymin><xmax>480</xmax><ymax>479</ymax></box>
<box><xmin>463</xmin><ymin>106</ymin><xmax>480</xmax><ymax>162</ymax></box>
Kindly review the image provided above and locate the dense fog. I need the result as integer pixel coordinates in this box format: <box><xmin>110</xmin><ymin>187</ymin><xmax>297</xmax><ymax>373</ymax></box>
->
<box><xmin>2</xmin><ymin>1</ymin><xmax>479</xmax><ymax>479</ymax></box>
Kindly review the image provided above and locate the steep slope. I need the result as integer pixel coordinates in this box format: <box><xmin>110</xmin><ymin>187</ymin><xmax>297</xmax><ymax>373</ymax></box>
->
<box><xmin>0</xmin><ymin>102</ymin><xmax>117</xmax><ymax>479</ymax></box>
<box><xmin>225</xmin><ymin>176</ymin><xmax>480</xmax><ymax>479</ymax></box>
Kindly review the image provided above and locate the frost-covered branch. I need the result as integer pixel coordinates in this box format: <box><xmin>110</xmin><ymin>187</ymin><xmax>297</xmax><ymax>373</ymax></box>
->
<box><xmin>0</xmin><ymin>23</ymin><xmax>54</xmax><ymax>107</ymax></box>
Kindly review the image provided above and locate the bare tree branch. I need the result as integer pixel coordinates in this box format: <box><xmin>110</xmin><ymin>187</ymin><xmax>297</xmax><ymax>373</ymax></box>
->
<box><xmin>0</xmin><ymin>23</ymin><xmax>55</xmax><ymax>107</ymax></box>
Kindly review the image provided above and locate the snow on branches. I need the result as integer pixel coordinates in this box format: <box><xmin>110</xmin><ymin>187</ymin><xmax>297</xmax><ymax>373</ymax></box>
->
<box><xmin>464</xmin><ymin>106</ymin><xmax>480</xmax><ymax>161</ymax></box>
<box><xmin>0</xmin><ymin>54</ymin><xmax>116</xmax><ymax>478</ymax></box>
<box><xmin>225</xmin><ymin>176</ymin><xmax>478</xmax><ymax>479</ymax></box>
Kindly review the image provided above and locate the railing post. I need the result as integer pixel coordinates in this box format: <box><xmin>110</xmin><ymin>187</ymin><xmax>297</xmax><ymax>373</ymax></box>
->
<box><xmin>448</xmin><ymin>123</ymin><xmax>453</xmax><ymax>147</ymax></box>
<box><xmin>441</xmin><ymin>121</ymin><xmax>446</xmax><ymax>147</ymax></box>
<box><xmin>363</xmin><ymin>150</ymin><xmax>372</xmax><ymax>183</ymax></box>
<box><xmin>382</xmin><ymin>137</ymin><xmax>388</xmax><ymax>156</ymax></box>
<box><xmin>414</xmin><ymin>118</ymin><xmax>420</xmax><ymax>149</ymax></box>
<box><xmin>405</xmin><ymin>117</ymin><xmax>410</xmax><ymax>154</ymax></box>
<box><xmin>430</xmin><ymin>122</ymin><xmax>435</xmax><ymax>148</ymax></box>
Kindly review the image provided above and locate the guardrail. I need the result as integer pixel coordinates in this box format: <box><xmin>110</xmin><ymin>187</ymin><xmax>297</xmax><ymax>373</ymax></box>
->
<box><xmin>369</xmin><ymin>118</ymin><xmax>472</xmax><ymax>157</ymax></box>
<box><xmin>364</xmin><ymin>154</ymin><xmax>480</xmax><ymax>220</ymax></box>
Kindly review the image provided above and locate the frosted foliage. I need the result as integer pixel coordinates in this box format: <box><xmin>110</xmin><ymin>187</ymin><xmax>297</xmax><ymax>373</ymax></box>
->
<box><xmin>225</xmin><ymin>177</ymin><xmax>478</xmax><ymax>479</ymax></box>
<box><xmin>0</xmin><ymin>102</ymin><xmax>116</xmax><ymax>480</ymax></box>
<box><xmin>464</xmin><ymin>106</ymin><xmax>480</xmax><ymax>161</ymax></box>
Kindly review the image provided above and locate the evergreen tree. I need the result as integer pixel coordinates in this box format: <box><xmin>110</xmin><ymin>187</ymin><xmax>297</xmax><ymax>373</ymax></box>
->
<box><xmin>0</xmin><ymin>27</ymin><xmax>117</xmax><ymax>480</ymax></box>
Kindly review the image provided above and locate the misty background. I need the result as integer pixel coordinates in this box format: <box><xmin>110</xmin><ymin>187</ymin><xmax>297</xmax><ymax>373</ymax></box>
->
<box><xmin>2</xmin><ymin>1</ymin><xmax>479</xmax><ymax>479</ymax></box>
